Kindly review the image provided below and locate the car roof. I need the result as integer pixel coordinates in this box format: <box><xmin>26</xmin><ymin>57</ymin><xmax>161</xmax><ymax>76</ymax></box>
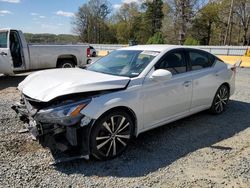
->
<box><xmin>118</xmin><ymin>45</ymin><xmax>204</xmax><ymax>53</ymax></box>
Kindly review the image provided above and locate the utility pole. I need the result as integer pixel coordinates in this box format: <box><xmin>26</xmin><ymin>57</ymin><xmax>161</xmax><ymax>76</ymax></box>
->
<box><xmin>178</xmin><ymin>0</ymin><xmax>186</xmax><ymax>45</ymax></box>
<box><xmin>224</xmin><ymin>0</ymin><xmax>234</xmax><ymax>45</ymax></box>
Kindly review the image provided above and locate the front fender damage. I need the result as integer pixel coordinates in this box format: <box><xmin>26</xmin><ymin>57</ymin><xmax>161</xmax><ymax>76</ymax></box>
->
<box><xmin>12</xmin><ymin>88</ymin><xmax>125</xmax><ymax>163</ymax></box>
<box><xmin>12</xmin><ymin>99</ymin><xmax>96</xmax><ymax>164</ymax></box>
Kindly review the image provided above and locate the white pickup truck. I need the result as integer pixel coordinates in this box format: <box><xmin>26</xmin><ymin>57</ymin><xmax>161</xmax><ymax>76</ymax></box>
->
<box><xmin>0</xmin><ymin>28</ymin><xmax>90</xmax><ymax>75</ymax></box>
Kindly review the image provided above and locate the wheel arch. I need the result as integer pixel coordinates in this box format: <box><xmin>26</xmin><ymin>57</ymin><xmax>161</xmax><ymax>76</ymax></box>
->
<box><xmin>221</xmin><ymin>82</ymin><xmax>230</xmax><ymax>93</ymax></box>
<box><xmin>212</xmin><ymin>82</ymin><xmax>230</xmax><ymax>104</ymax></box>
<box><xmin>91</xmin><ymin>106</ymin><xmax>138</xmax><ymax>137</ymax></box>
<box><xmin>209</xmin><ymin>82</ymin><xmax>230</xmax><ymax>114</ymax></box>
<box><xmin>56</xmin><ymin>54</ymin><xmax>77</xmax><ymax>67</ymax></box>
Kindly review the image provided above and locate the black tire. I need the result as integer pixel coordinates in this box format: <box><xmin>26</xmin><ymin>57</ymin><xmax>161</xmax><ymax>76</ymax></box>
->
<box><xmin>209</xmin><ymin>84</ymin><xmax>230</xmax><ymax>114</ymax></box>
<box><xmin>87</xmin><ymin>59</ymin><xmax>92</xmax><ymax>64</ymax></box>
<box><xmin>90</xmin><ymin>110</ymin><xmax>134</xmax><ymax>160</ymax></box>
<box><xmin>58</xmin><ymin>60</ymin><xmax>75</xmax><ymax>68</ymax></box>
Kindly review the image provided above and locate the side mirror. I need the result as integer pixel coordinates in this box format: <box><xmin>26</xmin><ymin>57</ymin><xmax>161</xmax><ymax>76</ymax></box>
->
<box><xmin>151</xmin><ymin>69</ymin><xmax>172</xmax><ymax>81</ymax></box>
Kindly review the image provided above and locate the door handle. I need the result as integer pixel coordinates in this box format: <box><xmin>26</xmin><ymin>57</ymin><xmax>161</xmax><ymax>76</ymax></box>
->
<box><xmin>0</xmin><ymin>52</ymin><xmax>7</xmax><ymax>56</ymax></box>
<box><xmin>183</xmin><ymin>81</ymin><xmax>191</xmax><ymax>87</ymax></box>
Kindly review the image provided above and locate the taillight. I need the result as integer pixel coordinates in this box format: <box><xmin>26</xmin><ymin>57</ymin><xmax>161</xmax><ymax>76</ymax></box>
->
<box><xmin>87</xmin><ymin>47</ymin><xmax>90</xmax><ymax>57</ymax></box>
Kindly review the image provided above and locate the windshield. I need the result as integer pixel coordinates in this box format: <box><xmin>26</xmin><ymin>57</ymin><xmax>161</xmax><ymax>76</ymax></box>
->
<box><xmin>0</xmin><ymin>32</ymin><xmax>8</xmax><ymax>48</ymax></box>
<box><xmin>87</xmin><ymin>50</ymin><xmax>160</xmax><ymax>78</ymax></box>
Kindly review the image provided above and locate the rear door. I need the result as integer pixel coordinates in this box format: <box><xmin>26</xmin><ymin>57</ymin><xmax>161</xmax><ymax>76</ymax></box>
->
<box><xmin>0</xmin><ymin>30</ymin><xmax>13</xmax><ymax>74</ymax></box>
<box><xmin>186</xmin><ymin>49</ymin><xmax>219</xmax><ymax>110</ymax></box>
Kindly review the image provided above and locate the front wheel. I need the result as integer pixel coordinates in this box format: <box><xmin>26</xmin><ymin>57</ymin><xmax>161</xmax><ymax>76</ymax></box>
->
<box><xmin>210</xmin><ymin>85</ymin><xmax>230</xmax><ymax>114</ymax></box>
<box><xmin>90</xmin><ymin>110</ymin><xmax>134</xmax><ymax>160</ymax></box>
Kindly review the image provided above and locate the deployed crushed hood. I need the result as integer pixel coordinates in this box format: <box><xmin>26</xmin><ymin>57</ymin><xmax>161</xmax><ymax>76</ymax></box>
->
<box><xmin>18</xmin><ymin>68</ymin><xmax>130</xmax><ymax>102</ymax></box>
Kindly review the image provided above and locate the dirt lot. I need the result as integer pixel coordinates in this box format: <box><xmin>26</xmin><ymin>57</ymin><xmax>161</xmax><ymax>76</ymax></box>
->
<box><xmin>0</xmin><ymin>69</ymin><xmax>249</xmax><ymax>188</ymax></box>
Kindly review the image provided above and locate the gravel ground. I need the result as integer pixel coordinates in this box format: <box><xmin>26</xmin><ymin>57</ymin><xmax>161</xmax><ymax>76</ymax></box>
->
<box><xmin>0</xmin><ymin>69</ymin><xmax>250</xmax><ymax>188</ymax></box>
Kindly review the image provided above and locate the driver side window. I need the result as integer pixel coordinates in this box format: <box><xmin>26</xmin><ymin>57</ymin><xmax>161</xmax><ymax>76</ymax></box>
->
<box><xmin>155</xmin><ymin>51</ymin><xmax>187</xmax><ymax>75</ymax></box>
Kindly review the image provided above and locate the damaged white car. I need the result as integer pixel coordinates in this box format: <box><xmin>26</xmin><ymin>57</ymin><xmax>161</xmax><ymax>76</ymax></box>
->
<box><xmin>13</xmin><ymin>45</ymin><xmax>236</xmax><ymax>161</ymax></box>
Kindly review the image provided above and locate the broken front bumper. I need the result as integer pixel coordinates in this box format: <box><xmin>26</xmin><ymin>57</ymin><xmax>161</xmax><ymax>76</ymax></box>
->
<box><xmin>12</xmin><ymin>102</ymin><xmax>94</xmax><ymax>157</ymax></box>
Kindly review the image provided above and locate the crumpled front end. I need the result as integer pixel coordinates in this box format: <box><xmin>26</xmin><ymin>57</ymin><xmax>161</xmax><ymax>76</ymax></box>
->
<box><xmin>12</xmin><ymin>94</ymin><xmax>95</xmax><ymax>157</ymax></box>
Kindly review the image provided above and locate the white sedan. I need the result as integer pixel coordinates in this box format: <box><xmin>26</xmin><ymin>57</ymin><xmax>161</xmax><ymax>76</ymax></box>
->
<box><xmin>13</xmin><ymin>45</ymin><xmax>236</xmax><ymax>160</ymax></box>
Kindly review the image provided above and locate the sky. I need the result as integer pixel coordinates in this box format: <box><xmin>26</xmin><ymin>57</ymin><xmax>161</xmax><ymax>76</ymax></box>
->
<box><xmin>0</xmin><ymin>0</ymin><xmax>136</xmax><ymax>34</ymax></box>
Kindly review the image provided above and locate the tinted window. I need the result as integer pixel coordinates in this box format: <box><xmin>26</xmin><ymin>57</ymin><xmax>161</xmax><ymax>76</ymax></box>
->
<box><xmin>155</xmin><ymin>51</ymin><xmax>187</xmax><ymax>75</ymax></box>
<box><xmin>208</xmin><ymin>53</ymin><xmax>216</xmax><ymax>64</ymax></box>
<box><xmin>0</xmin><ymin>32</ymin><xmax>8</xmax><ymax>48</ymax></box>
<box><xmin>189</xmin><ymin>50</ymin><xmax>213</xmax><ymax>70</ymax></box>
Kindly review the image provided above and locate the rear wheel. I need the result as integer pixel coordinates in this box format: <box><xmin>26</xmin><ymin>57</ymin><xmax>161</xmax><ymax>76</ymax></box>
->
<box><xmin>58</xmin><ymin>60</ymin><xmax>75</xmax><ymax>68</ymax></box>
<box><xmin>210</xmin><ymin>85</ymin><xmax>230</xmax><ymax>114</ymax></box>
<box><xmin>87</xmin><ymin>59</ymin><xmax>92</xmax><ymax>64</ymax></box>
<box><xmin>90</xmin><ymin>110</ymin><xmax>134</xmax><ymax>160</ymax></box>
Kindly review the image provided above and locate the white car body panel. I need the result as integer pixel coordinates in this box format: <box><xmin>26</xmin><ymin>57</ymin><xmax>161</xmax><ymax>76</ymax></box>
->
<box><xmin>142</xmin><ymin>71</ymin><xmax>193</xmax><ymax>129</ymax></box>
<box><xmin>80</xmin><ymin>46</ymin><xmax>235</xmax><ymax>135</ymax></box>
<box><xmin>0</xmin><ymin>50</ymin><xmax>13</xmax><ymax>74</ymax></box>
<box><xmin>27</xmin><ymin>44</ymin><xmax>88</xmax><ymax>69</ymax></box>
<box><xmin>18</xmin><ymin>68</ymin><xmax>130</xmax><ymax>102</ymax></box>
<box><xmin>0</xmin><ymin>28</ymin><xmax>13</xmax><ymax>74</ymax></box>
<box><xmin>18</xmin><ymin>45</ymin><xmax>235</xmax><ymax>136</ymax></box>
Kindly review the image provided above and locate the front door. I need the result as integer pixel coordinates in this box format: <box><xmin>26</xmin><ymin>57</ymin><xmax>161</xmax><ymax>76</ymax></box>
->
<box><xmin>142</xmin><ymin>49</ymin><xmax>193</xmax><ymax>129</ymax></box>
<box><xmin>0</xmin><ymin>31</ymin><xmax>14</xmax><ymax>75</ymax></box>
<box><xmin>10</xmin><ymin>30</ymin><xmax>24</xmax><ymax>70</ymax></box>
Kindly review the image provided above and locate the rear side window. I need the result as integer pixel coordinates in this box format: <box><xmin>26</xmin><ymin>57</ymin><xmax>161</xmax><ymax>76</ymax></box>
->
<box><xmin>0</xmin><ymin>32</ymin><xmax>8</xmax><ymax>48</ymax></box>
<box><xmin>189</xmin><ymin>50</ymin><xmax>214</xmax><ymax>71</ymax></box>
<box><xmin>155</xmin><ymin>51</ymin><xmax>187</xmax><ymax>75</ymax></box>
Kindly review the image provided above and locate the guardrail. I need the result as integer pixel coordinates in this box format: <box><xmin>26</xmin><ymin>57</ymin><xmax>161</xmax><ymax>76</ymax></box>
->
<box><xmin>91</xmin><ymin>44</ymin><xmax>127</xmax><ymax>51</ymax></box>
<box><xmin>91</xmin><ymin>44</ymin><xmax>250</xmax><ymax>56</ymax></box>
<box><xmin>197</xmin><ymin>46</ymin><xmax>249</xmax><ymax>56</ymax></box>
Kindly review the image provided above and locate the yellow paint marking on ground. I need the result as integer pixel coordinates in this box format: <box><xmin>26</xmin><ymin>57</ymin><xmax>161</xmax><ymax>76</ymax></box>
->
<box><xmin>97</xmin><ymin>50</ymin><xmax>109</xmax><ymax>57</ymax></box>
<box><xmin>245</xmin><ymin>48</ymin><xmax>250</xmax><ymax>57</ymax></box>
<box><xmin>217</xmin><ymin>55</ymin><xmax>250</xmax><ymax>68</ymax></box>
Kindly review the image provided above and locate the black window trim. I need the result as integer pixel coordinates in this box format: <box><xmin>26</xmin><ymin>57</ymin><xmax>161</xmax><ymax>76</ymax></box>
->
<box><xmin>154</xmin><ymin>48</ymin><xmax>188</xmax><ymax>75</ymax></box>
<box><xmin>185</xmin><ymin>48</ymin><xmax>216</xmax><ymax>71</ymax></box>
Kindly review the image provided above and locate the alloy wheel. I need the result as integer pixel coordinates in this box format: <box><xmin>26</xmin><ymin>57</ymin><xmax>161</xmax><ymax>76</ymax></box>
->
<box><xmin>214</xmin><ymin>86</ymin><xmax>229</xmax><ymax>113</ymax></box>
<box><xmin>95</xmin><ymin>115</ymin><xmax>131</xmax><ymax>158</ymax></box>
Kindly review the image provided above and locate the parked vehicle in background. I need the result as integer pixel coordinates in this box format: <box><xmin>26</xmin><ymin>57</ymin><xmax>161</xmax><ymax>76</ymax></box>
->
<box><xmin>13</xmin><ymin>45</ymin><xmax>236</xmax><ymax>161</ymax></box>
<box><xmin>0</xmin><ymin>28</ymin><xmax>90</xmax><ymax>75</ymax></box>
<box><xmin>86</xmin><ymin>46</ymin><xmax>97</xmax><ymax>64</ymax></box>
<box><xmin>89</xmin><ymin>46</ymin><xmax>97</xmax><ymax>57</ymax></box>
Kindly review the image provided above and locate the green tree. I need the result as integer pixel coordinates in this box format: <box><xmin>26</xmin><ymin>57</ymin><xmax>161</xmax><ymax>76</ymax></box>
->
<box><xmin>190</xmin><ymin>2</ymin><xmax>220</xmax><ymax>45</ymax></box>
<box><xmin>161</xmin><ymin>1</ymin><xmax>178</xmax><ymax>44</ymax></box>
<box><xmin>147</xmin><ymin>32</ymin><xmax>165</xmax><ymax>44</ymax></box>
<box><xmin>184</xmin><ymin>37</ymin><xmax>199</xmax><ymax>45</ymax></box>
<box><xmin>169</xmin><ymin>0</ymin><xmax>201</xmax><ymax>44</ymax></box>
<box><xmin>72</xmin><ymin>0</ymin><xmax>111</xmax><ymax>43</ymax></box>
<box><xmin>114</xmin><ymin>2</ymin><xmax>142</xmax><ymax>43</ymax></box>
<box><xmin>143</xmin><ymin>0</ymin><xmax>164</xmax><ymax>36</ymax></box>
<box><xmin>234</xmin><ymin>0</ymin><xmax>250</xmax><ymax>45</ymax></box>
<box><xmin>24</xmin><ymin>33</ymin><xmax>79</xmax><ymax>44</ymax></box>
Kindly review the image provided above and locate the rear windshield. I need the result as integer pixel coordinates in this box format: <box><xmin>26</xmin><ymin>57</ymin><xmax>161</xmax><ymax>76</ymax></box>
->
<box><xmin>0</xmin><ymin>32</ymin><xmax>8</xmax><ymax>48</ymax></box>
